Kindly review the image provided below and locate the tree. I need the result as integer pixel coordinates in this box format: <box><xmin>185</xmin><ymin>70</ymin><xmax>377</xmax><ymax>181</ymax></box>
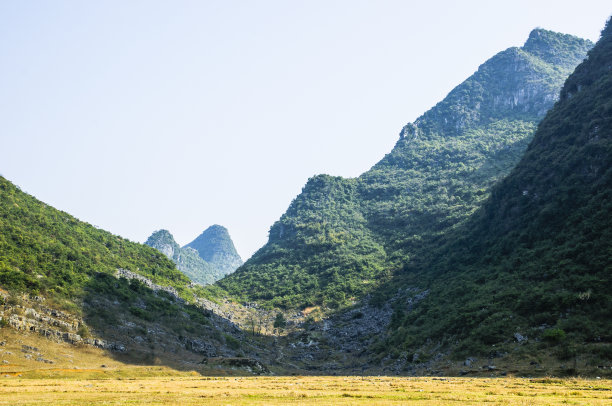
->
<box><xmin>273</xmin><ymin>312</ymin><xmax>286</xmax><ymax>328</ymax></box>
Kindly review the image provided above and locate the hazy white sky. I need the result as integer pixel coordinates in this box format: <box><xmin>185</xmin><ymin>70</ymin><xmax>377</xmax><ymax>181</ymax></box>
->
<box><xmin>1</xmin><ymin>1</ymin><xmax>610</xmax><ymax>260</ymax></box>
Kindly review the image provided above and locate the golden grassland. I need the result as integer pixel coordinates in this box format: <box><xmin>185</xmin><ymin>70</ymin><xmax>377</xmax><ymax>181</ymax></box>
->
<box><xmin>1</xmin><ymin>329</ymin><xmax>611</xmax><ymax>405</ymax></box>
<box><xmin>0</xmin><ymin>374</ymin><xmax>610</xmax><ymax>405</ymax></box>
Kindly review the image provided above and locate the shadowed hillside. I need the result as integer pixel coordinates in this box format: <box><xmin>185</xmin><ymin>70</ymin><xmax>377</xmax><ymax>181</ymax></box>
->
<box><xmin>378</xmin><ymin>18</ymin><xmax>612</xmax><ymax>364</ymax></box>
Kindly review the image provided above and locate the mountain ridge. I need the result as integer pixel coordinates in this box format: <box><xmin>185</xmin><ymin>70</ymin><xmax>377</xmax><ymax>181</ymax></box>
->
<box><xmin>217</xmin><ymin>28</ymin><xmax>593</xmax><ymax>310</ymax></box>
<box><xmin>380</xmin><ymin>18</ymin><xmax>612</xmax><ymax>361</ymax></box>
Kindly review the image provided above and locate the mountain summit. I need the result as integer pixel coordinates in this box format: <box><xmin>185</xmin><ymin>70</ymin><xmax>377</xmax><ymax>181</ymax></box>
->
<box><xmin>184</xmin><ymin>225</ymin><xmax>243</xmax><ymax>277</ymax></box>
<box><xmin>522</xmin><ymin>28</ymin><xmax>594</xmax><ymax>69</ymax></box>
<box><xmin>396</xmin><ymin>28</ymin><xmax>592</xmax><ymax>142</ymax></box>
<box><xmin>145</xmin><ymin>229</ymin><xmax>217</xmax><ymax>285</ymax></box>
<box><xmin>146</xmin><ymin>225</ymin><xmax>242</xmax><ymax>285</ymax></box>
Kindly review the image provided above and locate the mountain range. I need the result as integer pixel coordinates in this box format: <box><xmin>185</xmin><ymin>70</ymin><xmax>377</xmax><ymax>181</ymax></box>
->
<box><xmin>1</xmin><ymin>20</ymin><xmax>610</xmax><ymax>376</ymax></box>
<box><xmin>217</xmin><ymin>28</ymin><xmax>594</xmax><ymax>311</ymax></box>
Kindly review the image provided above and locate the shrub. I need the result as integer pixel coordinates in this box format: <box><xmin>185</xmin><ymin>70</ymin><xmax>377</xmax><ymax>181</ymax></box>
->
<box><xmin>542</xmin><ymin>328</ymin><xmax>566</xmax><ymax>343</ymax></box>
<box><xmin>77</xmin><ymin>324</ymin><xmax>90</xmax><ymax>339</ymax></box>
<box><xmin>273</xmin><ymin>313</ymin><xmax>287</xmax><ymax>328</ymax></box>
<box><xmin>129</xmin><ymin>306</ymin><xmax>153</xmax><ymax>321</ymax></box>
<box><xmin>224</xmin><ymin>334</ymin><xmax>241</xmax><ymax>350</ymax></box>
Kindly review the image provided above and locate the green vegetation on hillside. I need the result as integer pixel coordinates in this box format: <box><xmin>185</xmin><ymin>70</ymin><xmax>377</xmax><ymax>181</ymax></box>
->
<box><xmin>0</xmin><ymin>176</ymin><xmax>189</xmax><ymax>305</ymax></box>
<box><xmin>217</xmin><ymin>29</ymin><xmax>593</xmax><ymax>310</ymax></box>
<box><xmin>0</xmin><ymin>176</ymin><xmax>234</xmax><ymax>358</ymax></box>
<box><xmin>380</xmin><ymin>20</ymin><xmax>612</xmax><ymax>360</ymax></box>
<box><xmin>225</xmin><ymin>175</ymin><xmax>388</xmax><ymax>308</ymax></box>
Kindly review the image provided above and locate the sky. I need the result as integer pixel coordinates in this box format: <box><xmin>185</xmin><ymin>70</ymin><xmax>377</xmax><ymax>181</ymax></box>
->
<box><xmin>1</xmin><ymin>1</ymin><xmax>610</xmax><ymax>260</ymax></box>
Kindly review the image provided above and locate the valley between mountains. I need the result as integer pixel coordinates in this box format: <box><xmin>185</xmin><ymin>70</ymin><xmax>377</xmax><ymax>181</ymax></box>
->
<box><xmin>1</xmin><ymin>21</ymin><xmax>610</xmax><ymax>380</ymax></box>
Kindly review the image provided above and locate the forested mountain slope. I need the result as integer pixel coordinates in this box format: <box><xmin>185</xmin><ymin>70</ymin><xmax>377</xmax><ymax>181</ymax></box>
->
<box><xmin>218</xmin><ymin>29</ymin><xmax>593</xmax><ymax>309</ymax></box>
<box><xmin>382</xmin><ymin>19</ymin><xmax>612</xmax><ymax>361</ymax></box>
<box><xmin>0</xmin><ymin>176</ymin><xmax>186</xmax><ymax>300</ymax></box>
<box><xmin>0</xmin><ymin>176</ymin><xmax>256</xmax><ymax>368</ymax></box>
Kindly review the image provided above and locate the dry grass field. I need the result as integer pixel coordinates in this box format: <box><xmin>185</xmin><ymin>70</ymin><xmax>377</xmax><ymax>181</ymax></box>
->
<box><xmin>1</xmin><ymin>330</ymin><xmax>611</xmax><ymax>405</ymax></box>
<box><xmin>0</xmin><ymin>374</ymin><xmax>610</xmax><ymax>405</ymax></box>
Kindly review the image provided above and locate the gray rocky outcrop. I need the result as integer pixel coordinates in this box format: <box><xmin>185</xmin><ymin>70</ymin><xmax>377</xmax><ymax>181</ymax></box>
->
<box><xmin>115</xmin><ymin>268</ymin><xmax>182</xmax><ymax>301</ymax></box>
<box><xmin>1</xmin><ymin>293</ymin><xmax>125</xmax><ymax>352</ymax></box>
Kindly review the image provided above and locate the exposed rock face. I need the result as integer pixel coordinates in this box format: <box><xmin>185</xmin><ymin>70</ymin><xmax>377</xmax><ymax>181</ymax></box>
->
<box><xmin>0</xmin><ymin>275</ymin><xmax>261</xmax><ymax>367</ymax></box>
<box><xmin>279</xmin><ymin>289</ymin><xmax>429</xmax><ymax>372</ymax></box>
<box><xmin>0</xmin><ymin>293</ymin><xmax>120</xmax><ymax>351</ymax></box>
<box><xmin>115</xmin><ymin>268</ymin><xmax>182</xmax><ymax>300</ymax></box>
<box><xmin>514</xmin><ymin>333</ymin><xmax>528</xmax><ymax>343</ymax></box>
<box><xmin>184</xmin><ymin>225</ymin><xmax>243</xmax><ymax>277</ymax></box>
